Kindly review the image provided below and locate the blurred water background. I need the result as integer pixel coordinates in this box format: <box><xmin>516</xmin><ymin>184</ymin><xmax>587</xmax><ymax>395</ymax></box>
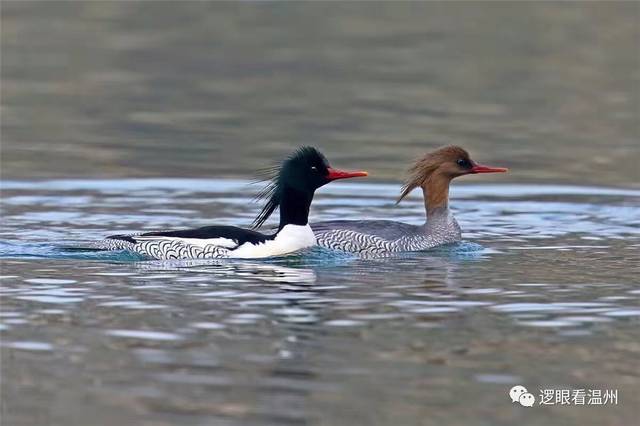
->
<box><xmin>1</xmin><ymin>2</ymin><xmax>639</xmax><ymax>426</ymax></box>
<box><xmin>2</xmin><ymin>1</ymin><xmax>638</xmax><ymax>185</ymax></box>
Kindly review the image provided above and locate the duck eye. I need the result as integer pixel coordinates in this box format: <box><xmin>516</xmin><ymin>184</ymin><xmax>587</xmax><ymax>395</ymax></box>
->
<box><xmin>457</xmin><ymin>158</ymin><xmax>471</xmax><ymax>168</ymax></box>
<box><xmin>311</xmin><ymin>166</ymin><xmax>318</xmax><ymax>171</ymax></box>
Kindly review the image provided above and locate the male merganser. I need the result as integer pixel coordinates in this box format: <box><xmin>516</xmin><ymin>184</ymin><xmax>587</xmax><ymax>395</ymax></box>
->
<box><xmin>91</xmin><ymin>147</ymin><xmax>367</xmax><ymax>259</ymax></box>
<box><xmin>312</xmin><ymin>146</ymin><xmax>507</xmax><ymax>254</ymax></box>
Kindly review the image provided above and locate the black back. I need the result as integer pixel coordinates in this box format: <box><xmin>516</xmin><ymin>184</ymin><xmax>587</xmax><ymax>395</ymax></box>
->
<box><xmin>108</xmin><ymin>225</ymin><xmax>271</xmax><ymax>245</ymax></box>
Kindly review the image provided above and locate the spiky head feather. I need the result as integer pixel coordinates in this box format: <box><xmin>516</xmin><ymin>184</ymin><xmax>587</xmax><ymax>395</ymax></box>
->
<box><xmin>251</xmin><ymin>147</ymin><xmax>328</xmax><ymax>229</ymax></box>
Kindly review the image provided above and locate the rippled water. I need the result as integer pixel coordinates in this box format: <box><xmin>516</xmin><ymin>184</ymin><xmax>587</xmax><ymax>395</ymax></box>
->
<box><xmin>1</xmin><ymin>179</ymin><xmax>639</xmax><ymax>425</ymax></box>
<box><xmin>2</xmin><ymin>2</ymin><xmax>640</xmax><ymax>425</ymax></box>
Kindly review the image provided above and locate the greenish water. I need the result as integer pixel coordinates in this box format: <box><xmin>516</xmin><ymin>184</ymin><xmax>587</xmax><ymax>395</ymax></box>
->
<box><xmin>1</xmin><ymin>2</ymin><xmax>639</xmax><ymax>426</ymax></box>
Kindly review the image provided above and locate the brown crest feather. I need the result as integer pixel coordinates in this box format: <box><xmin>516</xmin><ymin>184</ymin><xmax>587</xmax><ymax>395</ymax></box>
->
<box><xmin>396</xmin><ymin>145</ymin><xmax>469</xmax><ymax>204</ymax></box>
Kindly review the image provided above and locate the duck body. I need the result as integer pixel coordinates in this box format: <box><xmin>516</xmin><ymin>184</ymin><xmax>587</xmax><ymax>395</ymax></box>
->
<box><xmin>312</xmin><ymin>212</ymin><xmax>462</xmax><ymax>255</ymax></box>
<box><xmin>85</xmin><ymin>147</ymin><xmax>366</xmax><ymax>260</ymax></box>
<box><xmin>311</xmin><ymin>145</ymin><xmax>506</xmax><ymax>255</ymax></box>
<box><xmin>94</xmin><ymin>224</ymin><xmax>316</xmax><ymax>260</ymax></box>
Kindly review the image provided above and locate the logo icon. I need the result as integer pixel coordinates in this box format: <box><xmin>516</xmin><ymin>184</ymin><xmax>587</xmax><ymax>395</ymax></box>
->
<box><xmin>509</xmin><ymin>385</ymin><xmax>535</xmax><ymax>407</ymax></box>
<box><xmin>519</xmin><ymin>392</ymin><xmax>535</xmax><ymax>407</ymax></box>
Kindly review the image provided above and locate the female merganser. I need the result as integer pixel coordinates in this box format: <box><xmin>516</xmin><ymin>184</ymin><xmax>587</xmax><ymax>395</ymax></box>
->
<box><xmin>312</xmin><ymin>146</ymin><xmax>507</xmax><ymax>254</ymax></box>
<box><xmin>91</xmin><ymin>147</ymin><xmax>367</xmax><ymax>259</ymax></box>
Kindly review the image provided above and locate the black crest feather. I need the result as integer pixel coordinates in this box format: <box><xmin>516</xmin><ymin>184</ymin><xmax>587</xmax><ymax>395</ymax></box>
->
<box><xmin>251</xmin><ymin>147</ymin><xmax>324</xmax><ymax>229</ymax></box>
<box><xmin>251</xmin><ymin>170</ymin><xmax>280</xmax><ymax>229</ymax></box>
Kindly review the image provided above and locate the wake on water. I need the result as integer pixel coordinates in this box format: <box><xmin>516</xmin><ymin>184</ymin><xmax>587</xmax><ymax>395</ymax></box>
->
<box><xmin>0</xmin><ymin>239</ymin><xmax>486</xmax><ymax>265</ymax></box>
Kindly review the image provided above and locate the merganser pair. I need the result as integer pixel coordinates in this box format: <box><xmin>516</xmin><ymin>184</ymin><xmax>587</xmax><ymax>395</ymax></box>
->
<box><xmin>312</xmin><ymin>146</ymin><xmax>507</xmax><ymax>254</ymax></box>
<box><xmin>91</xmin><ymin>145</ymin><xmax>506</xmax><ymax>259</ymax></box>
<box><xmin>92</xmin><ymin>147</ymin><xmax>367</xmax><ymax>259</ymax></box>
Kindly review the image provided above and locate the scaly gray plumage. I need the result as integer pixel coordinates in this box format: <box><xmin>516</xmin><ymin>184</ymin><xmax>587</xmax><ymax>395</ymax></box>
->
<box><xmin>312</xmin><ymin>211</ymin><xmax>462</xmax><ymax>253</ymax></box>
<box><xmin>81</xmin><ymin>233</ymin><xmax>234</xmax><ymax>259</ymax></box>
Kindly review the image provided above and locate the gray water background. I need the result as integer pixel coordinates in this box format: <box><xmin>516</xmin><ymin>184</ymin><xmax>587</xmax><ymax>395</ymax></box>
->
<box><xmin>1</xmin><ymin>2</ymin><xmax>640</xmax><ymax>426</ymax></box>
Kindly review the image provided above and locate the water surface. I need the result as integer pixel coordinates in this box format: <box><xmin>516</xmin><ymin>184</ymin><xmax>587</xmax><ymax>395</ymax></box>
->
<box><xmin>1</xmin><ymin>2</ymin><xmax>639</xmax><ymax>425</ymax></box>
<box><xmin>2</xmin><ymin>2</ymin><xmax>639</xmax><ymax>186</ymax></box>
<box><xmin>2</xmin><ymin>179</ymin><xmax>639</xmax><ymax>425</ymax></box>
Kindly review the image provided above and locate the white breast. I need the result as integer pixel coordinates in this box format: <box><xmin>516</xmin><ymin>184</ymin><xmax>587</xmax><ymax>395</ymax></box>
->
<box><xmin>229</xmin><ymin>224</ymin><xmax>317</xmax><ymax>259</ymax></box>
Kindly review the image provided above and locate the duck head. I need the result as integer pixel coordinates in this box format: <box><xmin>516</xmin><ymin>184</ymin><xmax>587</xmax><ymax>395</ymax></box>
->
<box><xmin>398</xmin><ymin>146</ymin><xmax>507</xmax><ymax>215</ymax></box>
<box><xmin>278</xmin><ymin>146</ymin><xmax>368</xmax><ymax>193</ymax></box>
<box><xmin>253</xmin><ymin>147</ymin><xmax>368</xmax><ymax>229</ymax></box>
